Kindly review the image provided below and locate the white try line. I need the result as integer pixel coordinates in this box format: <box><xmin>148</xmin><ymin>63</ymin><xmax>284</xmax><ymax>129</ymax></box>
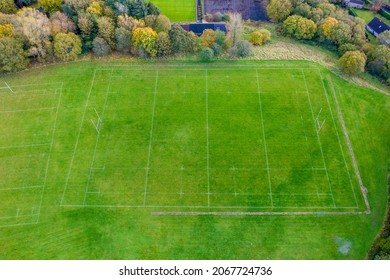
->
<box><xmin>205</xmin><ymin>69</ymin><xmax>211</xmax><ymax>208</ymax></box>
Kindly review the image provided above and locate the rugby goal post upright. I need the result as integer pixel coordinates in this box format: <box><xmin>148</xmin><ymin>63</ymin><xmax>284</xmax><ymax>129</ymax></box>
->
<box><xmin>91</xmin><ymin>108</ymin><xmax>103</xmax><ymax>134</ymax></box>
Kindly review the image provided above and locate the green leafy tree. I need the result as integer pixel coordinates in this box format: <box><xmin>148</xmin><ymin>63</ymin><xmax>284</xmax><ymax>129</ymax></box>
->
<box><xmin>267</xmin><ymin>0</ymin><xmax>292</xmax><ymax>22</ymax></box>
<box><xmin>330</xmin><ymin>22</ymin><xmax>352</xmax><ymax>46</ymax></box>
<box><xmin>339</xmin><ymin>51</ymin><xmax>366</xmax><ymax>74</ymax></box>
<box><xmin>338</xmin><ymin>43</ymin><xmax>357</xmax><ymax>56</ymax></box>
<box><xmin>132</xmin><ymin>27</ymin><xmax>158</xmax><ymax>56</ymax></box>
<box><xmin>155</xmin><ymin>31</ymin><xmax>171</xmax><ymax>57</ymax></box>
<box><xmin>169</xmin><ymin>24</ymin><xmax>199</xmax><ymax>53</ymax></box>
<box><xmin>0</xmin><ymin>37</ymin><xmax>28</xmax><ymax>72</ymax></box>
<box><xmin>0</xmin><ymin>0</ymin><xmax>17</xmax><ymax>14</ymax></box>
<box><xmin>378</xmin><ymin>30</ymin><xmax>390</xmax><ymax>47</ymax></box>
<box><xmin>40</xmin><ymin>0</ymin><xmax>64</xmax><ymax>14</ymax></box>
<box><xmin>200</xmin><ymin>47</ymin><xmax>214</xmax><ymax>62</ymax></box>
<box><xmin>53</xmin><ymin>32</ymin><xmax>81</xmax><ymax>61</ymax></box>
<box><xmin>115</xmin><ymin>27</ymin><xmax>132</xmax><ymax>52</ymax></box>
<box><xmin>144</xmin><ymin>15</ymin><xmax>171</xmax><ymax>33</ymax></box>
<box><xmin>283</xmin><ymin>15</ymin><xmax>316</xmax><ymax>40</ymax></box>
<box><xmin>215</xmin><ymin>29</ymin><xmax>228</xmax><ymax>49</ymax></box>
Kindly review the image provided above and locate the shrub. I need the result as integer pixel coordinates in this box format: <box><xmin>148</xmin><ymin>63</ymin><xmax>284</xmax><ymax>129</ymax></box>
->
<box><xmin>0</xmin><ymin>23</ymin><xmax>14</xmax><ymax>38</ymax></box>
<box><xmin>236</xmin><ymin>40</ymin><xmax>253</xmax><ymax>57</ymax></box>
<box><xmin>132</xmin><ymin>27</ymin><xmax>158</xmax><ymax>56</ymax></box>
<box><xmin>211</xmin><ymin>43</ymin><xmax>222</xmax><ymax>57</ymax></box>
<box><xmin>0</xmin><ymin>0</ymin><xmax>17</xmax><ymax>14</ymax></box>
<box><xmin>338</xmin><ymin>43</ymin><xmax>357</xmax><ymax>56</ymax></box>
<box><xmin>249</xmin><ymin>31</ymin><xmax>264</xmax><ymax>46</ymax></box>
<box><xmin>259</xmin><ymin>29</ymin><xmax>271</xmax><ymax>44</ymax></box>
<box><xmin>200</xmin><ymin>47</ymin><xmax>214</xmax><ymax>62</ymax></box>
<box><xmin>0</xmin><ymin>37</ymin><xmax>28</xmax><ymax>72</ymax></box>
<box><xmin>155</xmin><ymin>31</ymin><xmax>171</xmax><ymax>57</ymax></box>
<box><xmin>53</xmin><ymin>32</ymin><xmax>81</xmax><ymax>61</ymax></box>
<box><xmin>215</xmin><ymin>29</ymin><xmax>228</xmax><ymax>49</ymax></box>
<box><xmin>339</xmin><ymin>51</ymin><xmax>366</xmax><ymax>74</ymax></box>
<box><xmin>92</xmin><ymin>37</ymin><xmax>110</xmax><ymax>57</ymax></box>
<box><xmin>87</xmin><ymin>2</ymin><xmax>103</xmax><ymax>16</ymax></box>
<box><xmin>40</xmin><ymin>0</ymin><xmax>63</xmax><ymax>14</ymax></box>
<box><xmin>115</xmin><ymin>27</ymin><xmax>132</xmax><ymax>52</ymax></box>
<box><xmin>200</xmin><ymin>29</ymin><xmax>217</xmax><ymax>48</ymax></box>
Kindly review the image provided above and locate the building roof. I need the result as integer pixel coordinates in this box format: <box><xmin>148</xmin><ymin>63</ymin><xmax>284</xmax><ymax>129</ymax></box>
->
<box><xmin>367</xmin><ymin>17</ymin><xmax>390</xmax><ymax>35</ymax></box>
<box><xmin>181</xmin><ymin>23</ymin><xmax>227</xmax><ymax>36</ymax></box>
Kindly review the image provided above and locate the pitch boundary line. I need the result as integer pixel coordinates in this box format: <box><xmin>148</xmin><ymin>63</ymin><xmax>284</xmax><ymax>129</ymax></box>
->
<box><xmin>325</xmin><ymin>74</ymin><xmax>370</xmax><ymax>213</ymax></box>
<box><xmin>317</xmin><ymin>70</ymin><xmax>359</xmax><ymax>208</ymax></box>
<box><xmin>256</xmin><ymin>69</ymin><xmax>274</xmax><ymax>207</ymax></box>
<box><xmin>61</xmin><ymin>70</ymin><xmax>97</xmax><ymax>206</ymax></box>
<box><xmin>302</xmin><ymin>70</ymin><xmax>336</xmax><ymax>208</ymax></box>
<box><xmin>152</xmin><ymin>211</ymin><xmax>368</xmax><ymax>216</ymax></box>
<box><xmin>0</xmin><ymin>107</ymin><xmax>56</xmax><ymax>113</ymax></box>
<box><xmin>0</xmin><ymin>185</ymin><xmax>42</xmax><ymax>191</ymax></box>
<box><xmin>0</xmin><ymin>143</ymin><xmax>50</xmax><ymax>150</ymax></box>
<box><xmin>143</xmin><ymin>70</ymin><xmax>159</xmax><ymax>207</ymax></box>
<box><xmin>83</xmin><ymin>70</ymin><xmax>114</xmax><ymax>205</ymax></box>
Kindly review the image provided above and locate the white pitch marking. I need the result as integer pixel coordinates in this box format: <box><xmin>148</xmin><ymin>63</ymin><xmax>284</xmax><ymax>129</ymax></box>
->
<box><xmin>301</xmin><ymin>70</ymin><xmax>336</xmax><ymax>208</ymax></box>
<box><xmin>61</xmin><ymin>70</ymin><xmax>97</xmax><ymax>206</ymax></box>
<box><xmin>4</xmin><ymin>82</ymin><xmax>14</xmax><ymax>93</ymax></box>
<box><xmin>0</xmin><ymin>107</ymin><xmax>56</xmax><ymax>113</ymax></box>
<box><xmin>256</xmin><ymin>69</ymin><xmax>274</xmax><ymax>207</ymax></box>
<box><xmin>205</xmin><ymin>69</ymin><xmax>211</xmax><ymax>207</ymax></box>
<box><xmin>143</xmin><ymin>70</ymin><xmax>159</xmax><ymax>207</ymax></box>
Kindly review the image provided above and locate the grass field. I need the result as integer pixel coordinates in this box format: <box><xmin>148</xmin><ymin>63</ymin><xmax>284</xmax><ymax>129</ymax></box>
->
<box><xmin>0</xmin><ymin>61</ymin><xmax>388</xmax><ymax>259</ymax></box>
<box><xmin>150</xmin><ymin>0</ymin><xmax>195</xmax><ymax>22</ymax></box>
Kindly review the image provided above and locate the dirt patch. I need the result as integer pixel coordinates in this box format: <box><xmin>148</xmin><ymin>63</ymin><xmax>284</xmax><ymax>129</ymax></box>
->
<box><xmin>204</xmin><ymin>0</ymin><xmax>269</xmax><ymax>21</ymax></box>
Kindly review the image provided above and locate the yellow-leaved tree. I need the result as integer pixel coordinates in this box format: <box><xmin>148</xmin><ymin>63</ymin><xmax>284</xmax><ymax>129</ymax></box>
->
<box><xmin>132</xmin><ymin>27</ymin><xmax>158</xmax><ymax>57</ymax></box>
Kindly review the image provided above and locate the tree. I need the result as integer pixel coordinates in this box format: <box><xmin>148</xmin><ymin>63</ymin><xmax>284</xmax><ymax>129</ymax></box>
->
<box><xmin>144</xmin><ymin>15</ymin><xmax>171</xmax><ymax>33</ymax></box>
<box><xmin>132</xmin><ymin>27</ymin><xmax>158</xmax><ymax>56</ymax></box>
<box><xmin>378</xmin><ymin>30</ymin><xmax>390</xmax><ymax>46</ymax></box>
<box><xmin>317</xmin><ymin>3</ymin><xmax>336</xmax><ymax>18</ymax></box>
<box><xmin>227</xmin><ymin>13</ymin><xmax>243</xmax><ymax>46</ymax></box>
<box><xmin>215</xmin><ymin>29</ymin><xmax>228</xmax><ymax>49</ymax></box>
<box><xmin>320</xmin><ymin>17</ymin><xmax>338</xmax><ymax>39</ymax></box>
<box><xmin>53</xmin><ymin>32</ymin><xmax>81</xmax><ymax>61</ymax></box>
<box><xmin>86</xmin><ymin>1</ymin><xmax>103</xmax><ymax>16</ymax></box>
<box><xmin>200</xmin><ymin>29</ymin><xmax>217</xmax><ymax>48</ymax></box>
<box><xmin>200</xmin><ymin>47</ymin><xmax>214</xmax><ymax>62</ymax></box>
<box><xmin>330</xmin><ymin>22</ymin><xmax>352</xmax><ymax>46</ymax></box>
<box><xmin>78</xmin><ymin>13</ymin><xmax>95</xmax><ymax>38</ymax></box>
<box><xmin>338</xmin><ymin>43</ymin><xmax>357</xmax><ymax>56</ymax></box>
<box><xmin>169</xmin><ymin>24</ymin><xmax>199</xmax><ymax>53</ymax></box>
<box><xmin>129</xmin><ymin>0</ymin><xmax>149</xmax><ymax>19</ymax></box>
<box><xmin>249</xmin><ymin>29</ymin><xmax>271</xmax><ymax>46</ymax></box>
<box><xmin>97</xmin><ymin>16</ymin><xmax>115</xmax><ymax>48</ymax></box>
<box><xmin>236</xmin><ymin>40</ymin><xmax>253</xmax><ymax>57</ymax></box>
<box><xmin>64</xmin><ymin>0</ymin><xmax>89</xmax><ymax>11</ymax></box>
<box><xmin>267</xmin><ymin>0</ymin><xmax>292</xmax><ymax>22</ymax></box>
<box><xmin>155</xmin><ymin>31</ymin><xmax>171</xmax><ymax>57</ymax></box>
<box><xmin>92</xmin><ymin>37</ymin><xmax>110</xmax><ymax>56</ymax></box>
<box><xmin>0</xmin><ymin>37</ymin><xmax>28</xmax><ymax>72</ymax></box>
<box><xmin>15</xmin><ymin>1</ymin><xmax>37</xmax><ymax>8</ymax></box>
<box><xmin>40</xmin><ymin>0</ymin><xmax>63</xmax><ymax>14</ymax></box>
<box><xmin>0</xmin><ymin>0</ymin><xmax>17</xmax><ymax>14</ymax></box>
<box><xmin>0</xmin><ymin>23</ymin><xmax>14</xmax><ymax>38</ymax></box>
<box><xmin>283</xmin><ymin>15</ymin><xmax>316</xmax><ymax>40</ymax></box>
<box><xmin>50</xmin><ymin>11</ymin><xmax>75</xmax><ymax>34</ymax></box>
<box><xmin>115</xmin><ymin>27</ymin><xmax>132</xmax><ymax>52</ymax></box>
<box><xmin>117</xmin><ymin>15</ymin><xmax>144</xmax><ymax>31</ymax></box>
<box><xmin>16</xmin><ymin>8</ymin><xmax>52</xmax><ymax>61</ymax></box>
<box><xmin>339</xmin><ymin>51</ymin><xmax>366</xmax><ymax>74</ymax></box>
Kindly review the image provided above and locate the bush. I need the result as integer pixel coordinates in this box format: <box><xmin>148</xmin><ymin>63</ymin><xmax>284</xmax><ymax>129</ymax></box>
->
<box><xmin>40</xmin><ymin>0</ymin><xmax>63</xmax><ymax>14</ymax></box>
<box><xmin>92</xmin><ymin>37</ymin><xmax>110</xmax><ymax>57</ymax></box>
<box><xmin>115</xmin><ymin>27</ymin><xmax>132</xmax><ymax>52</ymax></box>
<box><xmin>236</xmin><ymin>40</ymin><xmax>253</xmax><ymax>57</ymax></box>
<box><xmin>155</xmin><ymin>31</ymin><xmax>172</xmax><ymax>57</ymax></box>
<box><xmin>200</xmin><ymin>47</ymin><xmax>214</xmax><ymax>62</ymax></box>
<box><xmin>215</xmin><ymin>29</ymin><xmax>228</xmax><ymax>49</ymax></box>
<box><xmin>338</xmin><ymin>43</ymin><xmax>357</xmax><ymax>56</ymax></box>
<box><xmin>200</xmin><ymin>29</ymin><xmax>217</xmax><ymax>48</ymax></box>
<box><xmin>53</xmin><ymin>32</ymin><xmax>81</xmax><ymax>61</ymax></box>
<box><xmin>339</xmin><ymin>50</ymin><xmax>366</xmax><ymax>74</ymax></box>
<box><xmin>0</xmin><ymin>37</ymin><xmax>28</xmax><ymax>72</ymax></box>
<box><xmin>211</xmin><ymin>43</ymin><xmax>222</xmax><ymax>57</ymax></box>
<box><xmin>0</xmin><ymin>0</ymin><xmax>17</xmax><ymax>14</ymax></box>
<box><xmin>249</xmin><ymin>31</ymin><xmax>264</xmax><ymax>46</ymax></box>
<box><xmin>132</xmin><ymin>27</ymin><xmax>158</xmax><ymax>56</ymax></box>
